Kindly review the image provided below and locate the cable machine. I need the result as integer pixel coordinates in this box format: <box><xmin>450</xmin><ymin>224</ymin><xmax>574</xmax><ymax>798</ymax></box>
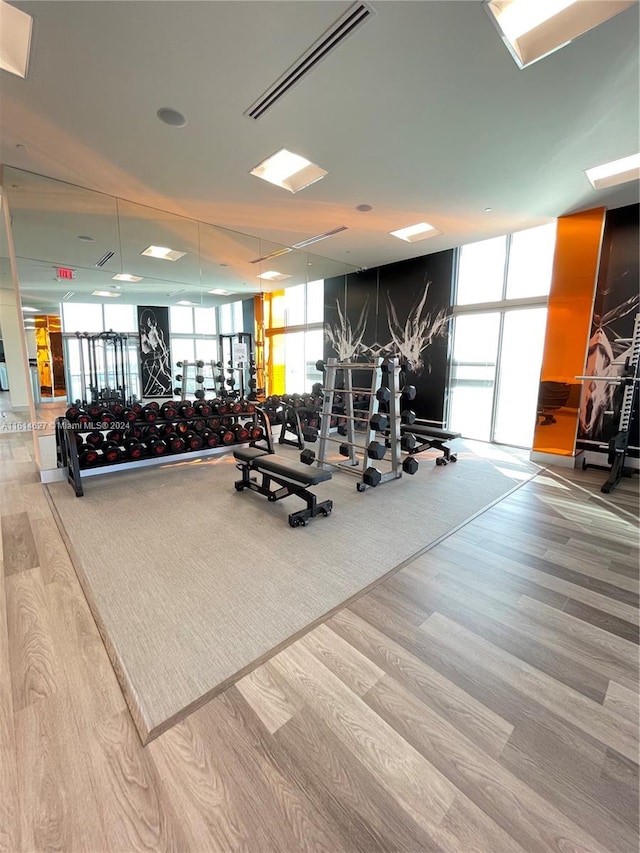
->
<box><xmin>576</xmin><ymin>313</ymin><xmax>640</xmax><ymax>493</ymax></box>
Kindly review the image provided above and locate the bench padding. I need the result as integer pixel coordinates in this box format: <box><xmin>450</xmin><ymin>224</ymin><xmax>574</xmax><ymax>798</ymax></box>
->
<box><xmin>234</xmin><ymin>447</ymin><xmax>271</xmax><ymax>463</ymax></box>
<box><xmin>403</xmin><ymin>424</ymin><xmax>460</xmax><ymax>441</ymax></box>
<box><xmin>255</xmin><ymin>455</ymin><xmax>332</xmax><ymax>486</ymax></box>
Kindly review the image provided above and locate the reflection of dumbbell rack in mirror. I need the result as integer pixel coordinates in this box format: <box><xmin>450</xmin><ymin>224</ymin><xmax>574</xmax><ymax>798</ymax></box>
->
<box><xmin>174</xmin><ymin>359</ymin><xmax>207</xmax><ymax>401</ymax></box>
<box><xmin>219</xmin><ymin>332</ymin><xmax>260</xmax><ymax>400</ymax></box>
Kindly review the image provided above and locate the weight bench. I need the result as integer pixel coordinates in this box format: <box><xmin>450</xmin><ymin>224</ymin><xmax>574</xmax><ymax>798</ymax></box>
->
<box><xmin>402</xmin><ymin>424</ymin><xmax>461</xmax><ymax>465</ymax></box>
<box><xmin>233</xmin><ymin>447</ymin><xmax>333</xmax><ymax>527</ymax></box>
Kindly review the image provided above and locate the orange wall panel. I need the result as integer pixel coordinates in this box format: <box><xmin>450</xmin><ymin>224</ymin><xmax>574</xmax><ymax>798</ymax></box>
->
<box><xmin>532</xmin><ymin>207</ymin><xmax>605</xmax><ymax>456</ymax></box>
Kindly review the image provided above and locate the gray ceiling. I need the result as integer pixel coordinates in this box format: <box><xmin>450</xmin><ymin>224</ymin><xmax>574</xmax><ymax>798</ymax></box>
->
<box><xmin>0</xmin><ymin>0</ymin><xmax>639</xmax><ymax>311</ymax></box>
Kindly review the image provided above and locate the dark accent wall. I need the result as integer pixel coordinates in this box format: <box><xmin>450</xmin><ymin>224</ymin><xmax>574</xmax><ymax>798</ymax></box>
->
<box><xmin>576</xmin><ymin>203</ymin><xmax>639</xmax><ymax>453</ymax></box>
<box><xmin>324</xmin><ymin>250</ymin><xmax>455</xmax><ymax>422</ymax></box>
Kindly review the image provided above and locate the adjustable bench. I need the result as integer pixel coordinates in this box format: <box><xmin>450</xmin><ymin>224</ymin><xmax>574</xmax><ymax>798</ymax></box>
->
<box><xmin>402</xmin><ymin>424</ymin><xmax>461</xmax><ymax>465</ymax></box>
<box><xmin>233</xmin><ymin>447</ymin><xmax>333</xmax><ymax>527</ymax></box>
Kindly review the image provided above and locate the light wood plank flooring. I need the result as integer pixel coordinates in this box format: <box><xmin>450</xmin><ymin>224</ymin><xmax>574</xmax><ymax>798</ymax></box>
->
<box><xmin>1</xmin><ymin>423</ymin><xmax>638</xmax><ymax>852</ymax></box>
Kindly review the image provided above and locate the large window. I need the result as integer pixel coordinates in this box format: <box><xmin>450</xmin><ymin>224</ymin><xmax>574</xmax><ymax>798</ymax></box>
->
<box><xmin>264</xmin><ymin>280</ymin><xmax>325</xmax><ymax>394</ymax></box>
<box><xmin>448</xmin><ymin>223</ymin><xmax>556</xmax><ymax>447</ymax></box>
<box><xmin>169</xmin><ymin>305</ymin><xmax>218</xmax><ymax>396</ymax></box>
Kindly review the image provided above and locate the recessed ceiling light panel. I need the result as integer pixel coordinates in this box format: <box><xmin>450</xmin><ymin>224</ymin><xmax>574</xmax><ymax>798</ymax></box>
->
<box><xmin>0</xmin><ymin>1</ymin><xmax>32</xmax><ymax>78</ymax></box>
<box><xmin>92</xmin><ymin>291</ymin><xmax>121</xmax><ymax>298</ymax></box>
<box><xmin>250</xmin><ymin>148</ymin><xmax>328</xmax><ymax>193</ymax></box>
<box><xmin>209</xmin><ymin>289</ymin><xmax>233</xmax><ymax>295</ymax></box>
<box><xmin>176</xmin><ymin>300</ymin><xmax>196</xmax><ymax>306</ymax></box>
<box><xmin>484</xmin><ymin>0</ymin><xmax>636</xmax><ymax>69</ymax></box>
<box><xmin>389</xmin><ymin>222</ymin><xmax>440</xmax><ymax>243</ymax></box>
<box><xmin>113</xmin><ymin>273</ymin><xmax>144</xmax><ymax>282</ymax></box>
<box><xmin>585</xmin><ymin>153</ymin><xmax>640</xmax><ymax>190</ymax></box>
<box><xmin>141</xmin><ymin>245</ymin><xmax>186</xmax><ymax>261</ymax></box>
<box><xmin>257</xmin><ymin>270</ymin><xmax>292</xmax><ymax>282</ymax></box>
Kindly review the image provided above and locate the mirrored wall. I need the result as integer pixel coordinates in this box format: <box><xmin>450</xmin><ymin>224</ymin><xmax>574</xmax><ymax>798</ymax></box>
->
<box><xmin>0</xmin><ymin>166</ymin><xmax>357</xmax><ymax>470</ymax></box>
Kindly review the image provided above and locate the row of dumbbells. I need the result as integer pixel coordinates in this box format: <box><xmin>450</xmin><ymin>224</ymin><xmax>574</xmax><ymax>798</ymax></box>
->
<box><xmin>75</xmin><ymin>419</ymin><xmax>265</xmax><ymax>468</ymax></box>
<box><xmin>65</xmin><ymin>397</ymin><xmax>258</xmax><ymax>427</ymax></box>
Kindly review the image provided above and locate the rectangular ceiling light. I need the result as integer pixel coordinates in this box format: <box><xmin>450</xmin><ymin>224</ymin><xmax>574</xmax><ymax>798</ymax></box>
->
<box><xmin>209</xmin><ymin>289</ymin><xmax>233</xmax><ymax>295</ymax></box>
<box><xmin>585</xmin><ymin>153</ymin><xmax>640</xmax><ymax>190</ymax></box>
<box><xmin>176</xmin><ymin>300</ymin><xmax>196</xmax><ymax>305</ymax></box>
<box><xmin>484</xmin><ymin>0</ymin><xmax>636</xmax><ymax>69</ymax></box>
<box><xmin>21</xmin><ymin>306</ymin><xmax>37</xmax><ymax>312</ymax></box>
<box><xmin>389</xmin><ymin>222</ymin><xmax>440</xmax><ymax>243</ymax></box>
<box><xmin>0</xmin><ymin>0</ymin><xmax>32</xmax><ymax>78</ymax></box>
<box><xmin>92</xmin><ymin>290</ymin><xmax>121</xmax><ymax>298</ymax></box>
<box><xmin>141</xmin><ymin>245</ymin><xmax>186</xmax><ymax>261</ymax></box>
<box><xmin>250</xmin><ymin>148</ymin><xmax>328</xmax><ymax>193</ymax></box>
<box><xmin>113</xmin><ymin>273</ymin><xmax>144</xmax><ymax>282</ymax></box>
<box><xmin>257</xmin><ymin>270</ymin><xmax>292</xmax><ymax>282</ymax></box>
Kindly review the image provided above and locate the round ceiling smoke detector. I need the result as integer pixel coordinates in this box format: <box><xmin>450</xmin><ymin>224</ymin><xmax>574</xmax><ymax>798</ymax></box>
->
<box><xmin>356</xmin><ymin>204</ymin><xmax>373</xmax><ymax>212</ymax></box>
<box><xmin>157</xmin><ymin>108</ymin><xmax>187</xmax><ymax>127</ymax></box>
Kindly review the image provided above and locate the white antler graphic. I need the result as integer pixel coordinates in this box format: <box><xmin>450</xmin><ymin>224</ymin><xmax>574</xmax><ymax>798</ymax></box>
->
<box><xmin>325</xmin><ymin>299</ymin><xmax>369</xmax><ymax>360</ymax></box>
<box><xmin>385</xmin><ymin>283</ymin><xmax>449</xmax><ymax>372</ymax></box>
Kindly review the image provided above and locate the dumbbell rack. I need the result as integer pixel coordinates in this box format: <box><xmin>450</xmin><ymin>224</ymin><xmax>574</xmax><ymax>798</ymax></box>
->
<box><xmin>316</xmin><ymin>357</ymin><xmax>402</xmax><ymax>491</ymax></box>
<box><xmin>219</xmin><ymin>333</ymin><xmax>257</xmax><ymax>399</ymax></box>
<box><xmin>55</xmin><ymin>404</ymin><xmax>273</xmax><ymax>497</ymax></box>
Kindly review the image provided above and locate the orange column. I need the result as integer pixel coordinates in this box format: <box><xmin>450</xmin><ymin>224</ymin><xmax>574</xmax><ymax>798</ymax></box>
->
<box><xmin>531</xmin><ymin>207</ymin><xmax>605</xmax><ymax>459</ymax></box>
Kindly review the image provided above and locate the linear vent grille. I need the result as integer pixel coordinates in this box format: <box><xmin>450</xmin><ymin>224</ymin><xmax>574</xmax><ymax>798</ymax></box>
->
<box><xmin>95</xmin><ymin>251</ymin><xmax>115</xmax><ymax>268</ymax></box>
<box><xmin>245</xmin><ymin>2</ymin><xmax>374</xmax><ymax>120</ymax></box>
<box><xmin>249</xmin><ymin>247</ymin><xmax>293</xmax><ymax>265</ymax></box>
<box><xmin>292</xmin><ymin>226</ymin><xmax>348</xmax><ymax>249</ymax></box>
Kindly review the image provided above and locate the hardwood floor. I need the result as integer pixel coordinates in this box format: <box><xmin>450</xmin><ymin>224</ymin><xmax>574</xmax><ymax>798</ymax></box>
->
<box><xmin>1</xmin><ymin>424</ymin><xmax>638</xmax><ymax>852</ymax></box>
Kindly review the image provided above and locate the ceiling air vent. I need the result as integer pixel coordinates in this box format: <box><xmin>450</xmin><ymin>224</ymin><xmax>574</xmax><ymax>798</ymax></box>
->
<box><xmin>245</xmin><ymin>2</ymin><xmax>374</xmax><ymax>120</ymax></box>
<box><xmin>250</xmin><ymin>247</ymin><xmax>293</xmax><ymax>265</ymax></box>
<box><xmin>292</xmin><ymin>226</ymin><xmax>348</xmax><ymax>249</ymax></box>
<box><xmin>94</xmin><ymin>251</ymin><xmax>115</xmax><ymax>268</ymax></box>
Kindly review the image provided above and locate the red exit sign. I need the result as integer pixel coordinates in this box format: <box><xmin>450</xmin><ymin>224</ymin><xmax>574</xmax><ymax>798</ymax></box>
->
<box><xmin>57</xmin><ymin>267</ymin><xmax>75</xmax><ymax>280</ymax></box>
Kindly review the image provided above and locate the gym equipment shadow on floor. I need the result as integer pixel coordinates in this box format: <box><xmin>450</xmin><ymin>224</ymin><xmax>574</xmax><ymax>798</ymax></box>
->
<box><xmin>47</xmin><ymin>442</ymin><xmax>540</xmax><ymax>743</ymax></box>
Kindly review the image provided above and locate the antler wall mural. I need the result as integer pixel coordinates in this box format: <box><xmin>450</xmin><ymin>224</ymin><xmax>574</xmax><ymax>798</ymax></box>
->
<box><xmin>384</xmin><ymin>282</ymin><xmax>449</xmax><ymax>373</ymax></box>
<box><xmin>324</xmin><ymin>298</ymin><xmax>369</xmax><ymax>361</ymax></box>
<box><xmin>325</xmin><ymin>280</ymin><xmax>450</xmax><ymax>374</ymax></box>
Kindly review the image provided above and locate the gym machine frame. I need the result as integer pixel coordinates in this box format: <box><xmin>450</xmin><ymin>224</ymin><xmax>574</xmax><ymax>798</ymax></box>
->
<box><xmin>576</xmin><ymin>312</ymin><xmax>640</xmax><ymax>494</ymax></box>
<box><xmin>316</xmin><ymin>357</ymin><xmax>402</xmax><ymax>490</ymax></box>
<box><xmin>70</xmin><ymin>331</ymin><xmax>132</xmax><ymax>406</ymax></box>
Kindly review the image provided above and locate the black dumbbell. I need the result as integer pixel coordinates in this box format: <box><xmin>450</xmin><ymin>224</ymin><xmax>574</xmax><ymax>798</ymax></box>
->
<box><xmin>401</xmin><ymin>433</ymin><xmax>417</xmax><ymax>451</ymax></box>
<box><xmin>300</xmin><ymin>449</ymin><xmax>316</xmax><ymax>465</ymax></box>
<box><xmin>165</xmin><ymin>433</ymin><xmax>187</xmax><ymax>453</ymax></box>
<box><xmin>367</xmin><ymin>441</ymin><xmax>386</xmax><ymax>460</ymax></box>
<box><xmin>102</xmin><ymin>441</ymin><xmax>123</xmax><ymax>463</ymax></box>
<box><xmin>376</xmin><ymin>387</ymin><xmax>391</xmax><ymax>403</ymax></box>
<box><xmin>363</xmin><ymin>467</ymin><xmax>382</xmax><ymax>487</ymax></box>
<box><xmin>217</xmin><ymin>427</ymin><xmax>235</xmax><ymax>445</ymax></box>
<box><xmin>303</xmin><ymin>427</ymin><xmax>319</xmax><ymax>443</ymax></box>
<box><xmin>401</xmin><ymin>410</ymin><xmax>416</xmax><ymax>425</ymax></box>
<box><xmin>402</xmin><ymin>457</ymin><xmax>419</xmax><ymax>475</ymax></box>
<box><xmin>85</xmin><ymin>431</ymin><xmax>104</xmax><ymax>448</ymax></box>
<box><xmin>79</xmin><ymin>447</ymin><xmax>100</xmax><ymax>467</ymax></box>
<box><xmin>124</xmin><ymin>439</ymin><xmax>145</xmax><ymax>460</ymax></box>
<box><xmin>370</xmin><ymin>413</ymin><xmax>389</xmax><ymax>432</ymax></box>
<box><xmin>402</xmin><ymin>385</ymin><xmax>417</xmax><ymax>401</ymax></box>
<box><xmin>145</xmin><ymin>437</ymin><xmax>168</xmax><ymax>456</ymax></box>
<box><xmin>200</xmin><ymin>429</ymin><xmax>220</xmax><ymax>448</ymax></box>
